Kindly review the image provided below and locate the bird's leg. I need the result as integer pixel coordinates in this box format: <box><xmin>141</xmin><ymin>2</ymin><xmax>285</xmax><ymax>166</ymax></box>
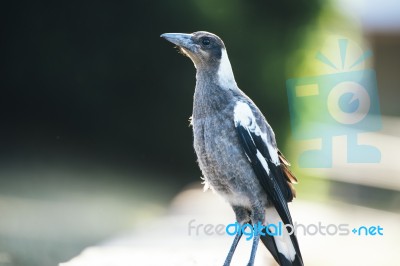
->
<box><xmin>223</xmin><ymin>230</ymin><xmax>242</xmax><ymax>266</ymax></box>
<box><xmin>247</xmin><ymin>205</ymin><xmax>265</xmax><ymax>266</ymax></box>
<box><xmin>247</xmin><ymin>232</ymin><xmax>260</xmax><ymax>266</ymax></box>
<box><xmin>223</xmin><ymin>206</ymin><xmax>250</xmax><ymax>266</ymax></box>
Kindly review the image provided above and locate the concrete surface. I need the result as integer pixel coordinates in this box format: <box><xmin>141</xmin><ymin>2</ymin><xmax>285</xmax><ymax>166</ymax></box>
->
<box><xmin>60</xmin><ymin>187</ymin><xmax>400</xmax><ymax>266</ymax></box>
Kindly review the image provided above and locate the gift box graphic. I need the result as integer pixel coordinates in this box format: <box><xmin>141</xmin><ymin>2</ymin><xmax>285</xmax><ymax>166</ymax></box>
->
<box><xmin>286</xmin><ymin>39</ymin><xmax>382</xmax><ymax>168</ymax></box>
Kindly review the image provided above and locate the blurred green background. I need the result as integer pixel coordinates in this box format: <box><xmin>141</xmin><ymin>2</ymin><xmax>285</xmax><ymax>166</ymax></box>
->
<box><xmin>1</xmin><ymin>1</ymin><xmax>400</xmax><ymax>266</ymax></box>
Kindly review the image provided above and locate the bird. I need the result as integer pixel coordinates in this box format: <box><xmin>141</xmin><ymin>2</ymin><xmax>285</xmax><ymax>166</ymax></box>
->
<box><xmin>161</xmin><ymin>31</ymin><xmax>303</xmax><ymax>266</ymax></box>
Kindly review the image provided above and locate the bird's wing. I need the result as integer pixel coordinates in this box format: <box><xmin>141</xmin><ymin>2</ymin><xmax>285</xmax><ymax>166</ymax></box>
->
<box><xmin>233</xmin><ymin>100</ymin><xmax>303</xmax><ymax>265</ymax></box>
<box><xmin>278</xmin><ymin>150</ymin><xmax>298</xmax><ymax>198</ymax></box>
<box><xmin>233</xmin><ymin>101</ymin><xmax>296</xmax><ymax>208</ymax></box>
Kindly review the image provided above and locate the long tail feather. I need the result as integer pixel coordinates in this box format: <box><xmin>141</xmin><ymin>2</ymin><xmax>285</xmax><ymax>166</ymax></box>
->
<box><xmin>261</xmin><ymin>207</ymin><xmax>304</xmax><ymax>266</ymax></box>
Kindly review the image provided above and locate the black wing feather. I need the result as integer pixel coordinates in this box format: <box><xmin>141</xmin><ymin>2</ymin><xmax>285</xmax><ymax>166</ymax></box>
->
<box><xmin>236</xmin><ymin>124</ymin><xmax>293</xmax><ymax>224</ymax></box>
<box><xmin>236</xmin><ymin>123</ymin><xmax>303</xmax><ymax>265</ymax></box>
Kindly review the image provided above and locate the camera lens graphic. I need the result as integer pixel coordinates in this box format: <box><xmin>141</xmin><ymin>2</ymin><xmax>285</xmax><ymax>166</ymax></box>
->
<box><xmin>327</xmin><ymin>81</ymin><xmax>371</xmax><ymax>125</ymax></box>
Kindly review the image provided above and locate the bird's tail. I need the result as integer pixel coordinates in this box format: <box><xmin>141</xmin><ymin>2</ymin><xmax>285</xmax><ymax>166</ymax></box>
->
<box><xmin>260</xmin><ymin>207</ymin><xmax>303</xmax><ymax>266</ymax></box>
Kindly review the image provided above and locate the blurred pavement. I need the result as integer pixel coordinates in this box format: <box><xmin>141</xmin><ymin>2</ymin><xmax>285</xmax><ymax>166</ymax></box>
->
<box><xmin>61</xmin><ymin>187</ymin><xmax>400</xmax><ymax>266</ymax></box>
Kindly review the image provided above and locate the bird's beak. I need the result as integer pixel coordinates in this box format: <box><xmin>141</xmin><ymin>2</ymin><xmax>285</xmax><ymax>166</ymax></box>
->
<box><xmin>161</xmin><ymin>33</ymin><xmax>196</xmax><ymax>52</ymax></box>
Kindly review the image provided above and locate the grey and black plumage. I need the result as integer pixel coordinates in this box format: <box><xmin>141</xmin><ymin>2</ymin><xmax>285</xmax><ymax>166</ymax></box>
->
<box><xmin>161</xmin><ymin>31</ymin><xmax>303</xmax><ymax>266</ymax></box>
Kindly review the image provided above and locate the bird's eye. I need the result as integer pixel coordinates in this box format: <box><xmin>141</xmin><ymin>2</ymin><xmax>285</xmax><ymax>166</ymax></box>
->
<box><xmin>202</xmin><ymin>37</ymin><xmax>211</xmax><ymax>46</ymax></box>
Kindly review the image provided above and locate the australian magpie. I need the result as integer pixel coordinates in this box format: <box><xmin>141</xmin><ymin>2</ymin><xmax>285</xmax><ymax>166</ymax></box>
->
<box><xmin>161</xmin><ymin>31</ymin><xmax>303</xmax><ymax>266</ymax></box>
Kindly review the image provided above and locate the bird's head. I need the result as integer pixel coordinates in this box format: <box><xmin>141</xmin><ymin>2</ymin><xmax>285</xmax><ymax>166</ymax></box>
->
<box><xmin>161</xmin><ymin>31</ymin><xmax>225</xmax><ymax>67</ymax></box>
<box><xmin>161</xmin><ymin>31</ymin><xmax>236</xmax><ymax>87</ymax></box>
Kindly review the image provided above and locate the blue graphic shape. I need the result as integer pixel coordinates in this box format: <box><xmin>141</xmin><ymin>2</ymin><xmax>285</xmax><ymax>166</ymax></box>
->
<box><xmin>286</xmin><ymin>69</ymin><xmax>382</xmax><ymax>168</ymax></box>
<box><xmin>339</xmin><ymin>92</ymin><xmax>359</xmax><ymax>113</ymax></box>
<box><xmin>350</xmin><ymin>50</ymin><xmax>373</xmax><ymax>69</ymax></box>
<box><xmin>316</xmin><ymin>52</ymin><xmax>338</xmax><ymax>70</ymax></box>
<box><xmin>339</xmin><ymin>39</ymin><xmax>348</xmax><ymax>69</ymax></box>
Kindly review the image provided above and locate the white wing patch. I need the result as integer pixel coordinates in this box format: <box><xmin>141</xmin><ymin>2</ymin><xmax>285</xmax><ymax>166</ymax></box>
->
<box><xmin>233</xmin><ymin>101</ymin><xmax>280</xmax><ymax>166</ymax></box>
<box><xmin>233</xmin><ymin>101</ymin><xmax>253</xmax><ymax>127</ymax></box>
<box><xmin>256</xmin><ymin>150</ymin><xmax>270</xmax><ymax>174</ymax></box>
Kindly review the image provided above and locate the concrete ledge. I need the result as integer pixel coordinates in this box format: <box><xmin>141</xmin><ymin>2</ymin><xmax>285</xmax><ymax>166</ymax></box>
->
<box><xmin>61</xmin><ymin>188</ymin><xmax>400</xmax><ymax>266</ymax></box>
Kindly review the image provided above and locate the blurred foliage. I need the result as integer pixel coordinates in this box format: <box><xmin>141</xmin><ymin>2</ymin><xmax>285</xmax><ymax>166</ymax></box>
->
<box><xmin>1</xmin><ymin>0</ymin><xmax>322</xmax><ymax>184</ymax></box>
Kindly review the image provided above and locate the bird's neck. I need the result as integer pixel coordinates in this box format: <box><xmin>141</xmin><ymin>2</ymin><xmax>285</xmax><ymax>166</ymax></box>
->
<box><xmin>192</xmin><ymin>49</ymin><xmax>239</xmax><ymax>119</ymax></box>
<box><xmin>194</xmin><ymin>48</ymin><xmax>237</xmax><ymax>90</ymax></box>
<box><xmin>193</xmin><ymin>73</ymin><xmax>237</xmax><ymax>120</ymax></box>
